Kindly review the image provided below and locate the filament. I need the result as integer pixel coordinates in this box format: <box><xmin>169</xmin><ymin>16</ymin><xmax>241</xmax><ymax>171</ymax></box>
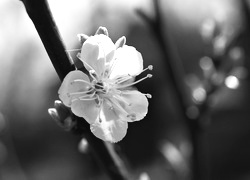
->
<box><xmin>107</xmin><ymin>58</ymin><xmax>118</xmax><ymax>78</ymax></box>
<box><xmin>140</xmin><ymin>65</ymin><xmax>153</xmax><ymax>74</ymax></box>
<box><xmin>114</xmin><ymin>95</ymin><xmax>131</xmax><ymax>106</ymax></box>
<box><xmin>120</xmin><ymin>91</ymin><xmax>152</xmax><ymax>98</ymax></box>
<box><xmin>71</xmin><ymin>79</ymin><xmax>93</xmax><ymax>87</ymax></box>
<box><xmin>108</xmin><ymin>98</ymin><xmax>129</xmax><ymax>116</ymax></box>
<box><xmin>66</xmin><ymin>48</ymin><xmax>81</xmax><ymax>52</ymax></box>
<box><xmin>67</xmin><ymin>89</ymin><xmax>93</xmax><ymax>97</ymax></box>
<box><xmin>72</xmin><ymin>96</ymin><xmax>97</xmax><ymax>102</ymax></box>
<box><xmin>89</xmin><ymin>70</ymin><xmax>98</xmax><ymax>81</ymax></box>
<box><xmin>116</xmin><ymin>74</ymin><xmax>152</xmax><ymax>89</ymax></box>
<box><xmin>115</xmin><ymin>75</ymin><xmax>133</xmax><ymax>84</ymax></box>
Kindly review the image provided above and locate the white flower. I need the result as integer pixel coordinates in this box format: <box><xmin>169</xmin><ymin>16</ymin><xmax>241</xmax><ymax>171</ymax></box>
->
<box><xmin>58</xmin><ymin>28</ymin><xmax>152</xmax><ymax>142</ymax></box>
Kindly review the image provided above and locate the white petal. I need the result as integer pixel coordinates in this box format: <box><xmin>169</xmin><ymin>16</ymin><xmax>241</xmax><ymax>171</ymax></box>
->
<box><xmin>71</xmin><ymin>99</ymin><xmax>99</xmax><ymax>124</ymax></box>
<box><xmin>115</xmin><ymin>90</ymin><xmax>149</xmax><ymax>122</ymax></box>
<box><xmin>90</xmin><ymin>100</ymin><xmax>128</xmax><ymax>142</ymax></box>
<box><xmin>80</xmin><ymin>34</ymin><xmax>115</xmax><ymax>76</ymax></box>
<box><xmin>109</xmin><ymin>45</ymin><xmax>143</xmax><ymax>79</ymax></box>
<box><xmin>58</xmin><ymin>71</ymin><xmax>91</xmax><ymax>107</ymax></box>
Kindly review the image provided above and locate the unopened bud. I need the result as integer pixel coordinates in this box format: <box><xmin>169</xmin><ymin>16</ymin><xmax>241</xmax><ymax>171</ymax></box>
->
<box><xmin>115</xmin><ymin>36</ymin><xmax>126</xmax><ymax>49</ymax></box>
<box><xmin>50</xmin><ymin>100</ymin><xmax>75</xmax><ymax>131</ymax></box>
<box><xmin>78</xmin><ymin>138</ymin><xmax>89</xmax><ymax>153</ymax></box>
<box><xmin>95</xmin><ymin>26</ymin><xmax>109</xmax><ymax>36</ymax></box>
<box><xmin>77</xmin><ymin>34</ymin><xmax>89</xmax><ymax>45</ymax></box>
<box><xmin>138</xmin><ymin>172</ymin><xmax>150</xmax><ymax>180</ymax></box>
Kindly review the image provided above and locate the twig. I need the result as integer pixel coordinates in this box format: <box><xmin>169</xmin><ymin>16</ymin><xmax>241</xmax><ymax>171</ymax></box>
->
<box><xmin>137</xmin><ymin>0</ymin><xmax>202</xmax><ymax>179</ymax></box>
<box><xmin>20</xmin><ymin>0</ymin><xmax>131</xmax><ymax>179</ymax></box>
<box><xmin>138</xmin><ymin>1</ymin><xmax>247</xmax><ymax>180</ymax></box>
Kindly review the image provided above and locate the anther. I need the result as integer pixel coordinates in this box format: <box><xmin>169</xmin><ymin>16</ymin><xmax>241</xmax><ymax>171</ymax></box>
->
<box><xmin>127</xmin><ymin>113</ymin><xmax>137</xmax><ymax>121</ymax></box>
<box><xmin>109</xmin><ymin>106</ymin><xmax>114</xmax><ymax>110</ymax></box>
<box><xmin>141</xmin><ymin>65</ymin><xmax>153</xmax><ymax>73</ymax></box>
<box><xmin>147</xmin><ymin>74</ymin><xmax>153</xmax><ymax>78</ymax></box>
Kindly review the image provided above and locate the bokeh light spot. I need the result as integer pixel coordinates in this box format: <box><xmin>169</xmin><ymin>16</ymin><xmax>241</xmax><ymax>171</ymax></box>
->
<box><xmin>192</xmin><ymin>87</ymin><xmax>207</xmax><ymax>103</ymax></box>
<box><xmin>225</xmin><ymin>75</ymin><xmax>239</xmax><ymax>89</ymax></box>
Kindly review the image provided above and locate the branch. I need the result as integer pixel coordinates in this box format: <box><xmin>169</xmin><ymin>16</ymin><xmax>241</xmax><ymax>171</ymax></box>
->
<box><xmin>20</xmin><ymin>0</ymin><xmax>131</xmax><ymax>179</ymax></box>
<box><xmin>20</xmin><ymin>0</ymin><xmax>74</xmax><ymax>80</ymax></box>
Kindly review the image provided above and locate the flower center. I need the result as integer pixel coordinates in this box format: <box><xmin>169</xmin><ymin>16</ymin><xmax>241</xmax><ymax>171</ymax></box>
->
<box><xmin>94</xmin><ymin>81</ymin><xmax>107</xmax><ymax>94</ymax></box>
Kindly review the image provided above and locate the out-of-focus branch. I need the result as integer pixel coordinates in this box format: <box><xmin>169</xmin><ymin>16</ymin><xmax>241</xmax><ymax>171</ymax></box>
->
<box><xmin>137</xmin><ymin>0</ymin><xmax>202</xmax><ymax>179</ymax></box>
<box><xmin>20</xmin><ymin>0</ymin><xmax>131</xmax><ymax>179</ymax></box>
<box><xmin>138</xmin><ymin>1</ymin><xmax>247</xmax><ymax>180</ymax></box>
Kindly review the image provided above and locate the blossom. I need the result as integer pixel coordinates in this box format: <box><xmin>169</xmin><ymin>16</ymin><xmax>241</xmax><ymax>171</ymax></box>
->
<box><xmin>58</xmin><ymin>27</ymin><xmax>152</xmax><ymax>142</ymax></box>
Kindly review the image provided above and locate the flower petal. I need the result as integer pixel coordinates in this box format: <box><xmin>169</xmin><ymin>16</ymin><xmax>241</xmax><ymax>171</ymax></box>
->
<box><xmin>80</xmin><ymin>34</ymin><xmax>115</xmax><ymax>76</ymax></box>
<box><xmin>58</xmin><ymin>70</ymin><xmax>91</xmax><ymax>107</ymax></box>
<box><xmin>116</xmin><ymin>90</ymin><xmax>149</xmax><ymax>122</ymax></box>
<box><xmin>109</xmin><ymin>45</ymin><xmax>143</xmax><ymax>79</ymax></box>
<box><xmin>71</xmin><ymin>99</ymin><xmax>99</xmax><ymax>124</ymax></box>
<box><xmin>90</xmin><ymin>100</ymin><xmax>128</xmax><ymax>142</ymax></box>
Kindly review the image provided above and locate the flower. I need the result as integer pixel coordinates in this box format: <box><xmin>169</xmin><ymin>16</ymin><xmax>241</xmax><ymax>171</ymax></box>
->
<box><xmin>58</xmin><ymin>27</ymin><xmax>152</xmax><ymax>142</ymax></box>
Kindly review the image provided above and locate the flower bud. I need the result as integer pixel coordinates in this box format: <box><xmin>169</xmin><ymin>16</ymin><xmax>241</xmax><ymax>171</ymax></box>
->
<box><xmin>49</xmin><ymin>101</ymin><xmax>76</xmax><ymax>131</ymax></box>
<box><xmin>77</xmin><ymin>34</ymin><xmax>89</xmax><ymax>45</ymax></box>
<box><xmin>95</xmin><ymin>26</ymin><xmax>109</xmax><ymax>36</ymax></box>
<box><xmin>115</xmin><ymin>36</ymin><xmax>126</xmax><ymax>49</ymax></box>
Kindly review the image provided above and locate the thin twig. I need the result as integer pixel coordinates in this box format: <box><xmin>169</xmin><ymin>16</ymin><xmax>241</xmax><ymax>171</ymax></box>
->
<box><xmin>138</xmin><ymin>1</ymin><xmax>247</xmax><ymax>180</ymax></box>
<box><xmin>137</xmin><ymin>0</ymin><xmax>202</xmax><ymax>179</ymax></box>
<box><xmin>20</xmin><ymin>0</ymin><xmax>131</xmax><ymax>179</ymax></box>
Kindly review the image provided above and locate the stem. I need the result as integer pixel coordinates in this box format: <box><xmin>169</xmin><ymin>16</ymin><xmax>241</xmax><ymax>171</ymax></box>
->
<box><xmin>138</xmin><ymin>0</ymin><xmax>202</xmax><ymax>179</ymax></box>
<box><xmin>20</xmin><ymin>0</ymin><xmax>130</xmax><ymax>179</ymax></box>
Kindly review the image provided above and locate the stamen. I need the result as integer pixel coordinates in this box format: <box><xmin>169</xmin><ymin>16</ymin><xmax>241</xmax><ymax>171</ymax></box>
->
<box><xmin>108</xmin><ymin>98</ymin><xmax>129</xmax><ymax>116</ymax></box>
<box><xmin>109</xmin><ymin>98</ymin><xmax>137</xmax><ymax>121</ymax></box>
<box><xmin>145</xmin><ymin>94</ymin><xmax>152</xmax><ymax>98</ymax></box>
<box><xmin>96</xmin><ymin>95</ymin><xmax>103</xmax><ymax>107</ymax></box>
<box><xmin>141</xmin><ymin>65</ymin><xmax>153</xmax><ymax>74</ymax></box>
<box><xmin>116</xmin><ymin>74</ymin><xmax>152</xmax><ymax>89</ymax></box>
<box><xmin>115</xmin><ymin>75</ymin><xmax>133</xmax><ymax>84</ymax></box>
<box><xmin>89</xmin><ymin>70</ymin><xmax>98</xmax><ymax>81</ymax></box>
<box><xmin>119</xmin><ymin>91</ymin><xmax>152</xmax><ymax>98</ymax></box>
<box><xmin>72</xmin><ymin>96</ymin><xmax>97</xmax><ymax>102</ymax></box>
<box><xmin>107</xmin><ymin>58</ymin><xmax>118</xmax><ymax>78</ymax></box>
<box><xmin>67</xmin><ymin>89</ymin><xmax>93</xmax><ymax>97</ymax></box>
<box><xmin>94</xmin><ymin>82</ymin><xmax>104</xmax><ymax>88</ymax></box>
<box><xmin>127</xmin><ymin>113</ymin><xmax>137</xmax><ymax>121</ymax></box>
<box><xmin>66</xmin><ymin>49</ymin><xmax>81</xmax><ymax>52</ymax></box>
<box><xmin>71</xmin><ymin>79</ymin><xmax>93</xmax><ymax>87</ymax></box>
<box><xmin>114</xmin><ymin>95</ymin><xmax>132</xmax><ymax>106</ymax></box>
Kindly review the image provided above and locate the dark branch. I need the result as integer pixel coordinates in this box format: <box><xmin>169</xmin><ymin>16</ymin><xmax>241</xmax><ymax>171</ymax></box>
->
<box><xmin>20</xmin><ymin>0</ymin><xmax>131</xmax><ymax>179</ymax></box>
<box><xmin>20</xmin><ymin>0</ymin><xmax>74</xmax><ymax>80</ymax></box>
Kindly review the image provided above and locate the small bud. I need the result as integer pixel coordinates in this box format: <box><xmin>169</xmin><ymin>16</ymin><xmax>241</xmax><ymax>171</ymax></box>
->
<box><xmin>115</xmin><ymin>36</ymin><xmax>126</xmax><ymax>49</ymax></box>
<box><xmin>54</xmin><ymin>100</ymin><xmax>71</xmax><ymax>120</ymax></box>
<box><xmin>50</xmin><ymin>100</ymin><xmax>75</xmax><ymax>131</ymax></box>
<box><xmin>138</xmin><ymin>172</ymin><xmax>150</xmax><ymax>180</ymax></box>
<box><xmin>77</xmin><ymin>34</ymin><xmax>89</xmax><ymax>45</ymax></box>
<box><xmin>78</xmin><ymin>138</ymin><xmax>89</xmax><ymax>153</ymax></box>
<box><xmin>95</xmin><ymin>26</ymin><xmax>109</xmax><ymax>36</ymax></box>
<box><xmin>48</xmin><ymin>108</ymin><xmax>60</xmax><ymax>123</ymax></box>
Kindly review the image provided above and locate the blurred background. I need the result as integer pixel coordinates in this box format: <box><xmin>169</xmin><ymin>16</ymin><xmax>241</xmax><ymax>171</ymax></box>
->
<box><xmin>0</xmin><ymin>0</ymin><xmax>250</xmax><ymax>179</ymax></box>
